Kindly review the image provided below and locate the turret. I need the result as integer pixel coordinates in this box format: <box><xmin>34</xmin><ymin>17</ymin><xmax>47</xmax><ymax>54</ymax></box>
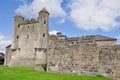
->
<box><xmin>37</xmin><ymin>8</ymin><xmax>49</xmax><ymax>48</ymax></box>
<box><xmin>38</xmin><ymin>7</ymin><xmax>49</xmax><ymax>26</ymax></box>
<box><xmin>39</xmin><ymin>7</ymin><xmax>49</xmax><ymax>15</ymax></box>
<box><xmin>14</xmin><ymin>13</ymin><xmax>24</xmax><ymax>24</ymax></box>
<box><xmin>34</xmin><ymin>8</ymin><xmax>49</xmax><ymax>70</ymax></box>
<box><xmin>11</xmin><ymin>13</ymin><xmax>24</xmax><ymax>49</ymax></box>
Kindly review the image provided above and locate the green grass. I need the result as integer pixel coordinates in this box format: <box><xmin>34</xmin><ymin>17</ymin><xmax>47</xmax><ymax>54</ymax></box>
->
<box><xmin>0</xmin><ymin>66</ymin><xmax>112</xmax><ymax>80</ymax></box>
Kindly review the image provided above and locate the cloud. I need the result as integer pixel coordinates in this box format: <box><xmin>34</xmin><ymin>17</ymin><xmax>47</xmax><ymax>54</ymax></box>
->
<box><xmin>15</xmin><ymin>0</ymin><xmax>66</xmax><ymax>18</ymax></box>
<box><xmin>0</xmin><ymin>33</ymin><xmax>11</xmax><ymax>53</ymax></box>
<box><xmin>115</xmin><ymin>35</ymin><xmax>120</xmax><ymax>44</ymax></box>
<box><xmin>15</xmin><ymin>0</ymin><xmax>120</xmax><ymax>31</ymax></box>
<box><xmin>57</xmin><ymin>18</ymin><xmax>66</xmax><ymax>24</ymax></box>
<box><xmin>49</xmin><ymin>30</ymin><xmax>59</xmax><ymax>35</ymax></box>
<box><xmin>68</xmin><ymin>0</ymin><xmax>120</xmax><ymax>31</ymax></box>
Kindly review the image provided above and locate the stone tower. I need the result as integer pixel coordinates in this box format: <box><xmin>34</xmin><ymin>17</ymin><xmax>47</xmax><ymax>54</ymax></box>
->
<box><xmin>7</xmin><ymin>8</ymin><xmax>49</xmax><ymax>67</ymax></box>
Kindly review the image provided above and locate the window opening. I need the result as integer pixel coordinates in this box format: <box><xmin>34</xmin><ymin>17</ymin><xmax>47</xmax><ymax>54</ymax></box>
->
<box><xmin>27</xmin><ymin>35</ymin><xmax>29</xmax><ymax>39</ymax></box>
<box><xmin>44</xmin><ymin>21</ymin><xmax>46</xmax><ymax>24</ymax></box>
<box><xmin>17</xmin><ymin>36</ymin><xmax>19</xmax><ymax>39</ymax></box>
<box><xmin>18</xmin><ymin>25</ymin><xmax>20</xmax><ymax>28</ymax></box>
<box><xmin>43</xmin><ymin>33</ymin><xmax>45</xmax><ymax>37</ymax></box>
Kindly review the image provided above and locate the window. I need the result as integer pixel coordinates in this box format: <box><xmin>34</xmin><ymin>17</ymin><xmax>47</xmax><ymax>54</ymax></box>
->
<box><xmin>43</xmin><ymin>33</ymin><xmax>45</xmax><ymax>37</ymax></box>
<box><xmin>17</xmin><ymin>36</ymin><xmax>19</xmax><ymax>39</ymax></box>
<box><xmin>27</xmin><ymin>35</ymin><xmax>29</xmax><ymax>39</ymax></box>
<box><xmin>28</xmin><ymin>26</ymin><xmax>29</xmax><ymax>28</ymax></box>
<box><xmin>18</xmin><ymin>48</ymin><xmax>20</xmax><ymax>52</ymax></box>
<box><xmin>44</xmin><ymin>21</ymin><xmax>46</xmax><ymax>24</ymax></box>
<box><xmin>18</xmin><ymin>25</ymin><xmax>20</xmax><ymax>28</ymax></box>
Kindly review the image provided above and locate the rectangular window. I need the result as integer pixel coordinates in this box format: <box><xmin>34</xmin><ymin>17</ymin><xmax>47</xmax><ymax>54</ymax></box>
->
<box><xmin>17</xmin><ymin>36</ymin><xmax>19</xmax><ymax>39</ymax></box>
<box><xmin>43</xmin><ymin>33</ymin><xmax>45</xmax><ymax>37</ymax></box>
<box><xmin>18</xmin><ymin>25</ymin><xmax>20</xmax><ymax>28</ymax></box>
<box><xmin>44</xmin><ymin>21</ymin><xmax>46</xmax><ymax>24</ymax></box>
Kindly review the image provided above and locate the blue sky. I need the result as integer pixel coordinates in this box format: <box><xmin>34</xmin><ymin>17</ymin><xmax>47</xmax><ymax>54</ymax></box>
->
<box><xmin>0</xmin><ymin>0</ymin><xmax>120</xmax><ymax>52</ymax></box>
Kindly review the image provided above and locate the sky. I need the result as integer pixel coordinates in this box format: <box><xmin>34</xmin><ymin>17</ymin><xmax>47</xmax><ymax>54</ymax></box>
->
<box><xmin>0</xmin><ymin>0</ymin><xmax>120</xmax><ymax>53</ymax></box>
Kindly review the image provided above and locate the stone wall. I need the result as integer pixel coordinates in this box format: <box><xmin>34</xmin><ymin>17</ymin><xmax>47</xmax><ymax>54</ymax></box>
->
<box><xmin>4</xmin><ymin>45</ymin><xmax>11</xmax><ymax>65</ymax></box>
<box><xmin>96</xmin><ymin>40</ymin><xmax>116</xmax><ymax>46</ymax></box>
<box><xmin>47</xmin><ymin>37</ymin><xmax>120</xmax><ymax>79</ymax></box>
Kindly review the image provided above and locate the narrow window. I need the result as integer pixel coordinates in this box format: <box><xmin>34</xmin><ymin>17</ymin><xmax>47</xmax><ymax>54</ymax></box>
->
<box><xmin>43</xmin><ymin>33</ymin><xmax>45</xmax><ymax>37</ymax></box>
<box><xmin>27</xmin><ymin>35</ymin><xmax>29</xmax><ymax>39</ymax></box>
<box><xmin>18</xmin><ymin>25</ymin><xmax>20</xmax><ymax>28</ymax></box>
<box><xmin>28</xmin><ymin>26</ymin><xmax>29</xmax><ymax>28</ymax></box>
<box><xmin>72</xmin><ymin>42</ymin><xmax>74</xmax><ymax>44</ymax></box>
<box><xmin>18</xmin><ymin>48</ymin><xmax>20</xmax><ymax>51</ymax></box>
<box><xmin>44</xmin><ymin>21</ymin><xmax>46</xmax><ymax>24</ymax></box>
<box><xmin>17</xmin><ymin>36</ymin><xmax>19</xmax><ymax>39</ymax></box>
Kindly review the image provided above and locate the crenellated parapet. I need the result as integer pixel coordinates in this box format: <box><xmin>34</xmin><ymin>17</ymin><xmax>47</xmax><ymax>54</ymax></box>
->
<box><xmin>19</xmin><ymin>18</ymin><xmax>39</xmax><ymax>25</ymax></box>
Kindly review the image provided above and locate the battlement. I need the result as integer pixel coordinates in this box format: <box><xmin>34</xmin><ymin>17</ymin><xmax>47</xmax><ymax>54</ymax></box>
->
<box><xmin>19</xmin><ymin>18</ymin><xmax>39</xmax><ymax>25</ymax></box>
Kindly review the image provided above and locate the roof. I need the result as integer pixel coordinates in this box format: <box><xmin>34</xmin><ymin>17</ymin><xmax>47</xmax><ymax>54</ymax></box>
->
<box><xmin>67</xmin><ymin>35</ymin><xmax>117</xmax><ymax>41</ymax></box>
<box><xmin>6</xmin><ymin>44</ymin><xmax>11</xmax><ymax>48</ymax></box>
<box><xmin>39</xmin><ymin>7</ymin><xmax>49</xmax><ymax>14</ymax></box>
<box><xmin>94</xmin><ymin>35</ymin><xmax>117</xmax><ymax>41</ymax></box>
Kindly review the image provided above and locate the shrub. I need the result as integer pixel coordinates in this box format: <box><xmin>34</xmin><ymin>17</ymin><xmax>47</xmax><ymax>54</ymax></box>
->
<box><xmin>41</xmin><ymin>64</ymin><xmax>47</xmax><ymax>71</ymax></box>
<box><xmin>36</xmin><ymin>63</ymin><xmax>47</xmax><ymax>71</ymax></box>
<box><xmin>96</xmin><ymin>74</ymin><xmax>105</xmax><ymax>77</ymax></box>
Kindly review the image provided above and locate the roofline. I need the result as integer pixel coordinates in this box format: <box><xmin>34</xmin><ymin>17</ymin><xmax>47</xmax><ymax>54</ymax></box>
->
<box><xmin>6</xmin><ymin>44</ymin><xmax>11</xmax><ymax>48</ymax></box>
<box><xmin>96</xmin><ymin>39</ymin><xmax>117</xmax><ymax>41</ymax></box>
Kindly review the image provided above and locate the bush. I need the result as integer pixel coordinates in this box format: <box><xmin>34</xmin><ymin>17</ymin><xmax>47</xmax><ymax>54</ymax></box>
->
<box><xmin>41</xmin><ymin>64</ymin><xmax>47</xmax><ymax>71</ymax></box>
<box><xmin>96</xmin><ymin>74</ymin><xmax>105</xmax><ymax>77</ymax></box>
<box><xmin>36</xmin><ymin>64</ymin><xmax>47</xmax><ymax>71</ymax></box>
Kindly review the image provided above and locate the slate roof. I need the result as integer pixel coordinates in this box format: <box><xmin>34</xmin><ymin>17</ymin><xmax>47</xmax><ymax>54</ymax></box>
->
<box><xmin>67</xmin><ymin>35</ymin><xmax>117</xmax><ymax>41</ymax></box>
<box><xmin>94</xmin><ymin>35</ymin><xmax>117</xmax><ymax>41</ymax></box>
<box><xmin>39</xmin><ymin>7</ymin><xmax>49</xmax><ymax>14</ymax></box>
<box><xmin>6</xmin><ymin>44</ymin><xmax>11</xmax><ymax>48</ymax></box>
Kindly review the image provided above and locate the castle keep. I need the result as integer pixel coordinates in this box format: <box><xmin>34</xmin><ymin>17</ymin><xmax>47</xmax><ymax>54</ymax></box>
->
<box><xmin>4</xmin><ymin>8</ymin><xmax>49</xmax><ymax>67</ymax></box>
<box><xmin>4</xmin><ymin>8</ymin><xmax>120</xmax><ymax>79</ymax></box>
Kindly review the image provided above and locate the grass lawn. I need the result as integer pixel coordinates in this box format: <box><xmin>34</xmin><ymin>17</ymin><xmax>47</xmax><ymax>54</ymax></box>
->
<box><xmin>0</xmin><ymin>66</ymin><xmax>112</xmax><ymax>80</ymax></box>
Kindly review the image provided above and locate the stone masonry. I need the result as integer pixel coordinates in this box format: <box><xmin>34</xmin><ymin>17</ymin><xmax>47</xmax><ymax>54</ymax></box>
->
<box><xmin>48</xmin><ymin>35</ymin><xmax>120</xmax><ymax>80</ymax></box>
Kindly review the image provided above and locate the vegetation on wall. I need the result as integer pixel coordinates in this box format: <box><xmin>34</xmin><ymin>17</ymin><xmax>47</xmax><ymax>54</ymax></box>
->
<box><xmin>36</xmin><ymin>63</ymin><xmax>47</xmax><ymax>71</ymax></box>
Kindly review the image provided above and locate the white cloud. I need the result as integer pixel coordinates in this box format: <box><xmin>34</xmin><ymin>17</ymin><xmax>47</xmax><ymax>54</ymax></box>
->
<box><xmin>68</xmin><ymin>0</ymin><xmax>120</xmax><ymax>31</ymax></box>
<box><xmin>15</xmin><ymin>0</ymin><xmax>66</xmax><ymax>18</ymax></box>
<box><xmin>59</xmin><ymin>18</ymin><xmax>66</xmax><ymax>24</ymax></box>
<box><xmin>0</xmin><ymin>33</ymin><xmax>11</xmax><ymax>53</ymax></box>
<box><xmin>115</xmin><ymin>35</ymin><xmax>120</xmax><ymax>44</ymax></box>
<box><xmin>15</xmin><ymin>0</ymin><xmax>120</xmax><ymax>31</ymax></box>
<box><xmin>49</xmin><ymin>30</ymin><xmax>59</xmax><ymax>35</ymax></box>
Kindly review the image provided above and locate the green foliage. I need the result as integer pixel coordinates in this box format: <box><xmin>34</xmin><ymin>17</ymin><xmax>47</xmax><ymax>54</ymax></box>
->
<box><xmin>0</xmin><ymin>66</ymin><xmax>112</xmax><ymax>80</ymax></box>
<box><xmin>96</xmin><ymin>74</ymin><xmax>105</xmax><ymax>77</ymax></box>
<box><xmin>36</xmin><ymin>64</ymin><xmax>47</xmax><ymax>71</ymax></box>
<box><xmin>41</xmin><ymin>64</ymin><xmax>47</xmax><ymax>71</ymax></box>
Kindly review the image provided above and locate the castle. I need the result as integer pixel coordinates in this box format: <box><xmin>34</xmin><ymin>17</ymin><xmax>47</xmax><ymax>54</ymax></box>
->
<box><xmin>4</xmin><ymin>8</ymin><xmax>120</xmax><ymax>80</ymax></box>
